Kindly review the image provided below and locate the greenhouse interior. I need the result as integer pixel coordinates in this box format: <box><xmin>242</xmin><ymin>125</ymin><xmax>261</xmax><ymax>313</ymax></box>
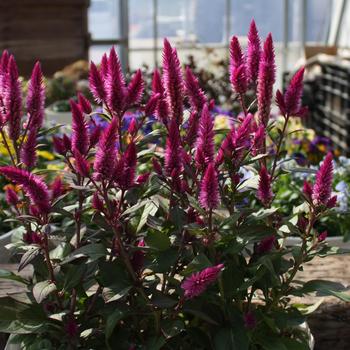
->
<box><xmin>1</xmin><ymin>0</ymin><xmax>350</xmax><ymax>349</ymax></box>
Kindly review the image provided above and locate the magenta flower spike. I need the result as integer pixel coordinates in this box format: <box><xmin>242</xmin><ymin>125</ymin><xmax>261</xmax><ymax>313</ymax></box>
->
<box><xmin>0</xmin><ymin>166</ymin><xmax>50</xmax><ymax>214</ymax></box>
<box><xmin>246</xmin><ymin>20</ymin><xmax>261</xmax><ymax>85</ymax></box>
<box><xmin>89</xmin><ymin>61</ymin><xmax>106</xmax><ymax>104</ymax></box>
<box><xmin>119</xmin><ymin>141</ymin><xmax>137</xmax><ymax>190</ymax></box>
<box><xmin>230</xmin><ymin>64</ymin><xmax>248</xmax><ymax>95</ymax></box>
<box><xmin>256</xmin><ymin>235</ymin><xmax>276</xmax><ymax>254</ymax></box>
<box><xmin>303</xmin><ymin>180</ymin><xmax>313</xmax><ymax>201</ymax></box>
<box><xmin>78</xmin><ymin>92</ymin><xmax>92</xmax><ymax>115</ymax></box>
<box><xmin>0</xmin><ymin>50</ymin><xmax>9</xmax><ymax>97</ymax></box>
<box><xmin>257</xmin><ymin>33</ymin><xmax>276</xmax><ymax>126</ymax></box>
<box><xmin>230</xmin><ymin>36</ymin><xmax>244</xmax><ymax>69</ymax></box>
<box><xmin>100</xmin><ymin>53</ymin><xmax>109</xmax><ymax>80</ymax></box>
<box><xmin>125</xmin><ymin>69</ymin><xmax>144</xmax><ymax>108</ymax></box>
<box><xmin>94</xmin><ymin>117</ymin><xmax>118</xmax><ymax>181</ymax></box>
<box><xmin>252</xmin><ymin>125</ymin><xmax>265</xmax><ymax>156</ymax></box>
<box><xmin>152</xmin><ymin>68</ymin><xmax>165</xmax><ymax>95</ymax></box>
<box><xmin>74</xmin><ymin>150</ymin><xmax>90</xmax><ymax>178</ymax></box>
<box><xmin>145</xmin><ymin>93</ymin><xmax>160</xmax><ymax>116</ymax></box>
<box><xmin>230</xmin><ymin>36</ymin><xmax>248</xmax><ymax>95</ymax></box>
<box><xmin>283</xmin><ymin>67</ymin><xmax>305</xmax><ymax>116</ymax></box>
<box><xmin>257</xmin><ymin>165</ymin><xmax>273</xmax><ymax>207</ymax></box>
<box><xmin>20</xmin><ymin>129</ymin><xmax>37</xmax><ymax>169</ymax></box>
<box><xmin>71</xmin><ymin>99</ymin><xmax>89</xmax><ymax>155</ymax></box>
<box><xmin>186</xmin><ymin>111</ymin><xmax>200</xmax><ymax>148</ymax></box>
<box><xmin>5</xmin><ymin>187</ymin><xmax>19</xmax><ymax>206</ymax></box>
<box><xmin>164</xmin><ymin>119</ymin><xmax>183</xmax><ymax>177</ymax></box>
<box><xmin>199</xmin><ymin>162</ymin><xmax>220</xmax><ymax>210</ymax></box>
<box><xmin>50</xmin><ymin>176</ymin><xmax>64</xmax><ymax>200</ymax></box>
<box><xmin>162</xmin><ymin>38</ymin><xmax>184</xmax><ymax>124</ymax></box>
<box><xmin>4</xmin><ymin>55</ymin><xmax>22</xmax><ymax>142</ymax></box>
<box><xmin>26</xmin><ymin>62</ymin><xmax>45</xmax><ymax>131</ymax></box>
<box><xmin>106</xmin><ymin>47</ymin><xmax>126</xmax><ymax>116</ymax></box>
<box><xmin>184</xmin><ymin>66</ymin><xmax>207</xmax><ymax>112</ymax></box>
<box><xmin>312</xmin><ymin>152</ymin><xmax>333</xmax><ymax>206</ymax></box>
<box><xmin>92</xmin><ymin>192</ymin><xmax>104</xmax><ymax>212</ymax></box>
<box><xmin>195</xmin><ymin>104</ymin><xmax>215</xmax><ymax>168</ymax></box>
<box><xmin>181</xmin><ymin>263</ymin><xmax>224</xmax><ymax>299</ymax></box>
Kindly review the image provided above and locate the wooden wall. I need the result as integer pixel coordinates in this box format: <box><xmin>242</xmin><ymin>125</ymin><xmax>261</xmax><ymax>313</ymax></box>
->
<box><xmin>0</xmin><ymin>0</ymin><xmax>90</xmax><ymax>77</ymax></box>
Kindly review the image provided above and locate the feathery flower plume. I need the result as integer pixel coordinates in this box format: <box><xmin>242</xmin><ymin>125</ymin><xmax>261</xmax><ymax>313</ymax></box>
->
<box><xmin>71</xmin><ymin>99</ymin><xmax>89</xmax><ymax>155</ymax></box>
<box><xmin>145</xmin><ymin>93</ymin><xmax>160</xmax><ymax>116</ymax></box>
<box><xmin>152</xmin><ymin>157</ymin><xmax>163</xmax><ymax>175</ymax></box>
<box><xmin>50</xmin><ymin>176</ymin><xmax>64</xmax><ymax>200</ymax></box>
<box><xmin>246</xmin><ymin>20</ymin><xmax>261</xmax><ymax>85</ymax></box>
<box><xmin>156</xmin><ymin>98</ymin><xmax>169</xmax><ymax>125</ymax></box>
<box><xmin>244</xmin><ymin>311</ymin><xmax>257</xmax><ymax>329</ymax></box>
<box><xmin>186</xmin><ymin>111</ymin><xmax>200</xmax><ymax>147</ymax></box>
<box><xmin>152</xmin><ymin>68</ymin><xmax>165</xmax><ymax>95</ymax></box>
<box><xmin>136</xmin><ymin>172</ymin><xmax>150</xmax><ymax>185</ymax></box>
<box><xmin>125</xmin><ymin>69</ymin><xmax>144</xmax><ymax>108</ymax></box>
<box><xmin>78</xmin><ymin>92</ymin><xmax>92</xmax><ymax>115</ymax></box>
<box><xmin>318</xmin><ymin>231</ymin><xmax>328</xmax><ymax>242</ymax></box>
<box><xmin>252</xmin><ymin>125</ymin><xmax>265</xmax><ymax>156</ymax></box>
<box><xmin>119</xmin><ymin>141</ymin><xmax>137</xmax><ymax>189</ymax></box>
<box><xmin>92</xmin><ymin>192</ymin><xmax>104</xmax><ymax>212</ymax></box>
<box><xmin>5</xmin><ymin>187</ymin><xmax>19</xmax><ymax>206</ymax></box>
<box><xmin>162</xmin><ymin>38</ymin><xmax>184</xmax><ymax>124</ymax></box>
<box><xmin>128</xmin><ymin>117</ymin><xmax>138</xmax><ymax>137</ymax></box>
<box><xmin>230</xmin><ymin>64</ymin><xmax>248</xmax><ymax>95</ymax></box>
<box><xmin>94</xmin><ymin>117</ymin><xmax>118</xmax><ymax>180</ymax></box>
<box><xmin>257</xmin><ymin>34</ymin><xmax>276</xmax><ymax>126</ymax></box>
<box><xmin>230</xmin><ymin>36</ymin><xmax>248</xmax><ymax>95</ymax></box>
<box><xmin>20</xmin><ymin>130</ymin><xmax>37</xmax><ymax>169</ymax></box>
<box><xmin>89</xmin><ymin>61</ymin><xmax>106</xmax><ymax>104</ymax></box>
<box><xmin>184</xmin><ymin>66</ymin><xmax>207</xmax><ymax>112</ymax></box>
<box><xmin>303</xmin><ymin>180</ymin><xmax>313</xmax><ymax>200</ymax></box>
<box><xmin>195</xmin><ymin>104</ymin><xmax>215</xmax><ymax>168</ymax></box>
<box><xmin>230</xmin><ymin>36</ymin><xmax>244</xmax><ymax>68</ymax></box>
<box><xmin>164</xmin><ymin>119</ymin><xmax>183</xmax><ymax>176</ymax></box>
<box><xmin>181</xmin><ymin>264</ymin><xmax>224</xmax><ymax>299</ymax></box>
<box><xmin>256</xmin><ymin>235</ymin><xmax>276</xmax><ymax>254</ymax></box>
<box><xmin>327</xmin><ymin>195</ymin><xmax>337</xmax><ymax>209</ymax></box>
<box><xmin>74</xmin><ymin>150</ymin><xmax>90</xmax><ymax>178</ymax></box>
<box><xmin>106</xmin><ymin>47</ymin><xmax>126</xmax><ymax>116</ymax></box>
<box><xmin>0</xmin><ymin>166</ymin><xmax>50</xmax><ymax>214</ymax></box>
<box><xmin>216</xmin><ymin>127</ymin><xmax>235</xmax><ymax>166</ymax></box>
<box><xmin>26</xmin><ymin>62</ymin><xmax>45</xmax><ymax>131</ymax></box>
<box><xmin>4</xmin><ymin>55</ymin><xmax>22</xmax><ymax>142</ymax></box>
<box><xmin>257</xmin><ymin>165</ymin><xmax>273</xmax><ymax>207</ymax></box>
<box><xmin>312</xmin><ymin>152</ymin><xmax>333</xmax><ymax>206</ymax></box>
<box><xmin>0</xmin><ymin>50</ymin><xmax>9</xmax><ymax>104</ymax></box>
<box><xmin>100</xmin><ymin>53</ymin><xmax>108</xmax><ymax>80</ymax></box>
<box><xmin>283</xmin><ymin>67</ymin><xmax>305</xmax><ymax>116</ymax></box>
<box><xmin>199</xmin><ymin>162</ymin><xmax>220</xmax><ymax>210</ymax></box>
<box><xmin>89</xmin><ymin>125</ymin><xmax>102</xmax><ymax>149</ymax></box>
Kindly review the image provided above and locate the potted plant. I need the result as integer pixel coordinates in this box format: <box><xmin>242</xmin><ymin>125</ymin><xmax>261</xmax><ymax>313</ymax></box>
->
<box><xmin>0</xmin><ymin>21</ymin><xmax>348</xmax><ymax>349</ymax></box>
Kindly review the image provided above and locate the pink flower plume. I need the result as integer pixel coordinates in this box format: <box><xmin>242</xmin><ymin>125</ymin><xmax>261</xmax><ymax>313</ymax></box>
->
<box><xmin>181</xmin><ymin>263</ymin><xmax>224</xmax><ymax>299</ymax></box>
<box><xmin>199</xmin><ymin>162</ymin><xmax>220</xmax><ymax>210</ymax></box>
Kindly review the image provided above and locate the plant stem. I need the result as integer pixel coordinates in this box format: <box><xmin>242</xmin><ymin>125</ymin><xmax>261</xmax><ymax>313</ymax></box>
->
<box><xmin>0</xmin><ymin>129</ymin><xmax>16</xmax><ymax>165</ymax></box>
<box><xmin>270</xmin><ymin>115</ymin><xmax>290</xmax><ymax>179</ymax></box>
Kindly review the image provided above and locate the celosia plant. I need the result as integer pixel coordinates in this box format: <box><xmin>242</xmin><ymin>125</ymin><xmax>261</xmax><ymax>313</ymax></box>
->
<box><xmin>0</xmin><ymin>21</ymin><xmax>349</xmax><ymax>350</ymax></box>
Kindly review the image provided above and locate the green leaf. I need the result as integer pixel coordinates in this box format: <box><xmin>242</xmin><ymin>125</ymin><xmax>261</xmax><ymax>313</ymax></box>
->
<box><xmin>146</xmin><ymin>230</ymin><xmax>171</xmax><ymax>251</ymax></box>
<box><xmin>161</xmin><ymin>319</ymin><xmax>184</xmax><ymax>338</ymax></box>
<box><xmin>214</xmin><ymin>327</ymin><xmax>249</xmax><ymax>350</ymax></box>
<box><xmin>136</xmin><ymin>199</ymin><xmax>159</xmax><ymax>233</ymax></box>
<box><xmin>182</xmin><ymin>254</ymin><xmax>211</xmax><ymax>276</ymax></box>
<box><xmin>298</xmin><ymin>280</ymin><xmax>350</xmax><ymax>301</ymax></box>
<box><xmin>18</xmin><ymin>247</ymin><xmax>41</xmax><ymax>272</ymax></box>
<box><xmin>63</xmin><ymin>264</ymin><xmax>87</xmax><ymax>291</ymax></box>
<box><xmin>151</xmin><ymin>291</ymin><xmax>177</xmax><ymax>308</ymax></box>
<box><xmin>0</xmin><ymin>269</ymin><xmax>28</xmax><ymax>284</ymax></box>
<box><xmin>105</xmin><ymin>309</ymin><xmax>125</xmax><ymax>340</ymax></box>
<box><xmin>62</xmin><ymin>243</ymin><xmax>107</xmax><ymax>264</ymax></box>
<box><xmin>33</xmin><ymin>281</ymin><xmax>57</xmax><ymax>303</ymax></box>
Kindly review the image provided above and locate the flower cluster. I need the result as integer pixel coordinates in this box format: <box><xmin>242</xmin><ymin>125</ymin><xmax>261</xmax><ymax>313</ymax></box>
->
<box><xmin>0</xmin><ymin>21</ymin><xmax>343</xmax><ymax>350</ymax></box>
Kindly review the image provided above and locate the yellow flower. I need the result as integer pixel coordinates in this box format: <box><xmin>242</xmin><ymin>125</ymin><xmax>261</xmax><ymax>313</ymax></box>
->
<box><xmin>317</xmin><ymin>144</ymin><xmax>327</xmax><ymax>153</ymax></box>
<box><xmin>46</xmin><ymin>164</ymin><xmax>63</xmax><ymax>171</ymax></box>
<box><xmin>214</xmin><ymin>115</ymin><xmax>230</xmax><ymax>130</ymax></box>
<box><xmin>37</xmin><ymin>150</ymin><xmax>55</xmax><ymax>160</ymax></box>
